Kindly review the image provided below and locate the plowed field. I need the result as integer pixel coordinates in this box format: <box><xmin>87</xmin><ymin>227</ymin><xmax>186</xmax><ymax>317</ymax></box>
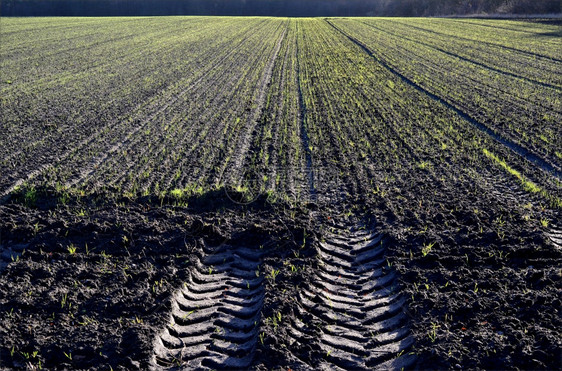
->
<box><xmin>1</xmin><ymin>17</ymin><xmax>560</xmax><ymax>370</ymax></box>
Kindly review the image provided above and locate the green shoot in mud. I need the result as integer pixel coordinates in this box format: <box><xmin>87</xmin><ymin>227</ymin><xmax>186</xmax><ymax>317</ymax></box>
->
<box><xmin>273</xmin><ymin>311</ymin><xmax>282</xmax><ymax>329</ymax></box>
<box><xmin>421</xmin><ymin>242</ymin><xmax>434</xmax><ymax>257</ymax></box>
<box><xmin>428</xmin><ymin>322</ymin><xmax>439</xmax><ymax>343</ymax></box>
<box><xmin>182</xmin><ymin>310</ymin><xmax>195</xmax><ymax>320</ymax></box>
<box><xmin>67</xmin><ymin>244</ymin><xmax>77</xmax><ymax>255</ymax></box>
<box><xmin>60</xmin><ymin>293</ymin><xmax>68</xmax><ymax>309</ymax></box>
<box><xmin>152</xmin><ymin>280</ymin><xmax>164</xmax><ymax>293</ymax></box>
<box><xmin>33</xmin><ymin>222</ymin><xmax>40</xmax><ymax>236</ymax></box>
<box><xmin>24</xmin><ymin>187</ymin><xmax>37</xmax><ymax>207</ymax></box>
<box><xmin>22</xmin><ymin>350</ymin><xmax>39</xmax><ymax>362</ymax></box>
<box><xmin>268</xmin><ymin>268</ymin><xmax>280</xmax><ymax>282</ymax></box>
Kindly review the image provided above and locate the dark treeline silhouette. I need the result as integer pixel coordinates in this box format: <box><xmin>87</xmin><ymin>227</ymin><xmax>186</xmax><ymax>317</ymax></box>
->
<box><xmin>1</xmin><ymin>0</ymin><xmax>560</xmax><ymax>17</ymax></box>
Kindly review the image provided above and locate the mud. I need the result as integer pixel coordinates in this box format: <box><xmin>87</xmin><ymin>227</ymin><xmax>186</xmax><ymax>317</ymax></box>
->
<box><xmin>0</xmin><ymin>186</ymin><xmax>560</xmax><ymax>370</ymax></box>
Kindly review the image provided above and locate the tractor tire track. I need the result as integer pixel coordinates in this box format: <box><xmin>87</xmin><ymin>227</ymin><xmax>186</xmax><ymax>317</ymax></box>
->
<box><xmin>358</xmin><ymin>20</ymin><xmax>561</xmax><ymax>91</ymax></box>
<box><xmin>325</xmin><ymin>20</ymin><xmax>562</xmax><ymax>182</ymax></box>
<box><xmin>295</xmin><ymin>22</ymin><xmax>317</xmax><ymax>202</ymax></box>
<box><xmin>547</xmin><ymin>224</ymin><xmax>562</xmax><ymax>250</ymax></box>
<box><xmin>287</xmin><ymin>222</ymin><xmax>415</xmax><ymax>370</ymax></box>
<box><xmin>153</xmin><ymin>244</ymin><xmax>263</xmax><ymax>369</ymax></box>
<box><xmin>392</xmin><ymin>20</ymin><xmax>562</xmax><ymax>63</ymax></box>
<box><xmin>224</xmin><ymin>21</ymin><xmax>288</xmax><ymax>186</ymax></box>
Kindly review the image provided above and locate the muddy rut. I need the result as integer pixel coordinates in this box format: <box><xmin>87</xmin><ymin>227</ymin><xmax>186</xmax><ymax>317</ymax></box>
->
<box><xmin>287</xmin><ymin>222</ymin><xmax>415</xmax><ymax>370</ymax></box>
<box><xmin>153</xmin><ymin>243</ymin><xmax>264</xmax><ymax>369</ymax></box>
<box><xmin>151</xmin><ymin>218</ymin><xmax>415</xmax><ymax>369</ymax></box>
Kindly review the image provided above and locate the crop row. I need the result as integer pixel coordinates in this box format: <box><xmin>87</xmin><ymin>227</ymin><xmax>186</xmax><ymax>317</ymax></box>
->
<box><xmin>383</xmin><ymin>19</ymin><xmax>562</xmax><ymax>89</ymax></box>
<box><xmin>1</xmin><ymin>17</ymin><xmax>560</xmax><ymax>209</ymax></box>
<box><xmin>1</xmin><ymin>17</ymin><xmax>288</xmax><ymax>197</ymax></box>
<box><xmin>331</xmin><ymin>18</ymin><xmax>561</xmax><ymax>170</ymax></box>
<box><xmin>243</xmin><ymin>21</ymin><xmax>309</xmax><ymax>199</ymax></box>
<box><xmin>2</xmin><ymin>17</ymin><xmax>251</xmax><ymax>192</ymax></box>
<box><xmin>294</xmin><ymin>19</ymin><xmax>560</xmax><ymax>207</ymax></box>
<box><xmin>397</xmin><ymin>18</ymin><xmax>562</xmax><ymax>63</ymax></box>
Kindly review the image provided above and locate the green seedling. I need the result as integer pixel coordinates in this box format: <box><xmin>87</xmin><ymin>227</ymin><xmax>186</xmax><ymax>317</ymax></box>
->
<box><xmin>67</xmin><ymin>244</ymin><xmax>77</xmax><ymax>255</ymax></box>
<box><xmin>428</xmin><ymin>322</ymin><xmax>439</xmax><ymax>342</ymax></box>
<box><xmin>422</xmin><ymin>242</ymin><xmax>434</xmax><ymax>257</ymax></box>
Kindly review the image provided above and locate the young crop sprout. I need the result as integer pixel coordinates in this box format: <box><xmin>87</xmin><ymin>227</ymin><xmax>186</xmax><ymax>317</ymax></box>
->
<box><xmin>1</xmin><ymin>16</ymin><xmax>559</xmax><ymax>371</ymax></box>
<box><xmin>67</xmin><ymin>244</ymin><xmax>77</xmax><ymax>255</ymax></box>
<box><xmin>421</xmin><ymin>242</ymin><xmax>434</xmax><ymax>257</ymax></box>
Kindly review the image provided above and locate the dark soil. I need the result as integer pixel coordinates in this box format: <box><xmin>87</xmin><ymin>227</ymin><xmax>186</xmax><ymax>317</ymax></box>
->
<box><xmin>367</xmin><ymin>173</ymin><xmax>562</xmax><ymax>370</ymax></box>
<box><xmin>0</xmin><ymin>185</ymin><xmax>560</xmax><ymax>370</ymax></box>
<box><xmin>0</xmin><ymin>188</ymin><xmax>313</xmax><ymax>370</ymax></box>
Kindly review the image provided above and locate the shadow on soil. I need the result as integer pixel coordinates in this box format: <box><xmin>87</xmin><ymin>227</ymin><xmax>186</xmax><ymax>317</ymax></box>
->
<box><xmin>1</xmin><ymin>185</ymin><xmax>561</xmax><ymax>370</ymax></box>
<box><xmin>0</xmin><ymin>186</ymin><xmax>316</xmax><ymax>370</ymax></box>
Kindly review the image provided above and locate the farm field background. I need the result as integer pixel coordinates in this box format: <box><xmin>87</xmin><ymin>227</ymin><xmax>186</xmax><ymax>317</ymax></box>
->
<box><xmin>0</xmin><ymin>17</ymin><xmax>561</xmax><ymax>370</ymax></box>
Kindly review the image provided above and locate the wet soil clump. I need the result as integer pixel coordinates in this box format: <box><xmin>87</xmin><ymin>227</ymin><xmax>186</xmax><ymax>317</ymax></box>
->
<box><xmin>0</xmin><ymin>186</ymin><xmax>560</xmax><ymax>369</ymax></box>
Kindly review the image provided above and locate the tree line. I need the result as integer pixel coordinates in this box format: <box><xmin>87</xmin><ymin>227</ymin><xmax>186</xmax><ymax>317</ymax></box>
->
<box><xmin>1</xmin><ymin>0</ymin><xmax>560</xmax><ymax>17</ymax></box>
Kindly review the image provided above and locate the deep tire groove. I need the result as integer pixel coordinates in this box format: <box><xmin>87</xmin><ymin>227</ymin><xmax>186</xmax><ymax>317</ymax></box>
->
<box><xmin>152</xmin><ymin>244</ymin><xmax>263</xmax><ymax>369</ymax></box>
<box><xmin>287</xmin><ymin>222</ymin><xmax>415</xmax><ymax>370</ymax></box>
<box><xmin>548</xmin><ymin>224</ymin><xmax>562</xmax><ymax>249</ymax></box>
<box><xmin>325</xmin><ymin>20</ymin><xmax>562</xmax><ymax>182</ymax></box>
